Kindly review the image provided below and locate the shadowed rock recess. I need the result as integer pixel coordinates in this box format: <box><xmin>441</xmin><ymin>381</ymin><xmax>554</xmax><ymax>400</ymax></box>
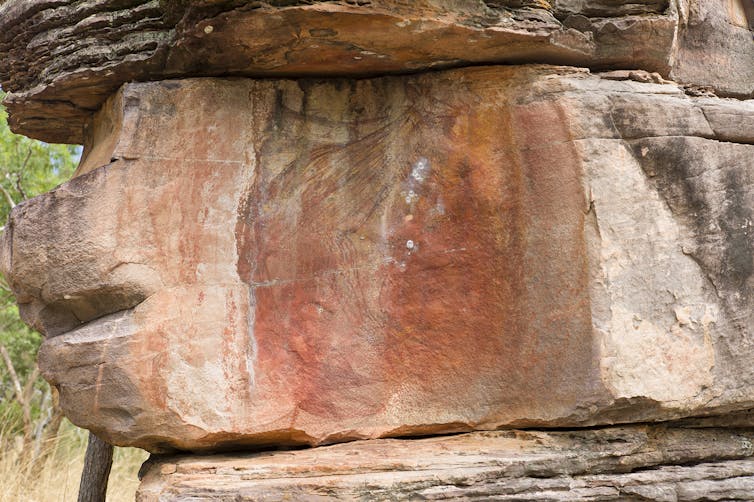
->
<box><xmin>0</xmin><ymin>0</ymin><xmax>753</xmax><ymax>499</ymax></box>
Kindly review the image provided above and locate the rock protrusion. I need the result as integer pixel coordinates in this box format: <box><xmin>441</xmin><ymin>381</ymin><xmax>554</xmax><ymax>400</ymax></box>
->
<box><xmin>3</xmin><ymin>0</ymin><xmax>752</xmax><ymax>143</ymax></box>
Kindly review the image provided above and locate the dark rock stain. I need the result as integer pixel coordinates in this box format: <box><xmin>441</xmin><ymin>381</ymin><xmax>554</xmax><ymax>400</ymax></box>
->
<box><xmin>630</xmin><ymin>137</ymin><xmax>753</xmax><ymax>305</ymax></box>
<box><xmin>720</xmin><ymin>168</ymin><xmax>753</xmax><ymax>291</ymax></box>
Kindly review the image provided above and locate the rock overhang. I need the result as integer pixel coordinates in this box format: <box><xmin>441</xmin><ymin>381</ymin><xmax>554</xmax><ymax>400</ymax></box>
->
<box><xmin>5</xmin><ymin>0</ymin><xmax>754</xmax><ymax>144</ymax></box>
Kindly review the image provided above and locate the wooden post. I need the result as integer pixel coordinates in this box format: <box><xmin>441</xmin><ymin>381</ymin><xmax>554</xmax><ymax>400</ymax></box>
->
<box><xmin>77</xmin><ymin>432</ymin><xmax>114</xmax><ymax>502</ymax></box>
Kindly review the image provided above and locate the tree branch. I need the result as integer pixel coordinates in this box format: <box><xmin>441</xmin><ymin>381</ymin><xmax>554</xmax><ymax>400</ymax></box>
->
<box><xmin>15</xmin><ymin>148</ymin><xmax>32</xmax><ymax>200</ymax></box>
<box><xmin>0</xmin><ymin>184</ymin><xmax>16</xmax><ymax>208</ymax></box>
<box><xmin>78</xmin><ymin>433</ymin><xmax>113</xmax><ymax>502</ymax></box>
<box><xmin>0</xmin><ymin>343</ymin><xmax>24</xmax><ymax>402</ymax></box>
<box><xmin>22</xmin><ymin>365</ymin><xmax>39</xmax><ymax>405</ymax></box>
<box><xmin>0</xmin><ymin>343</ymin><xmax>33</xmax><ymax>439</ymax></box>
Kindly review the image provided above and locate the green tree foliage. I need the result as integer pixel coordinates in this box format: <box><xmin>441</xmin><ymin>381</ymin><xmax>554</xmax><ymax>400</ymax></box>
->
<box><xmin>0</xmin><ymin>90</ymin><xmax>80</xmax><ymax>428</ymax></box>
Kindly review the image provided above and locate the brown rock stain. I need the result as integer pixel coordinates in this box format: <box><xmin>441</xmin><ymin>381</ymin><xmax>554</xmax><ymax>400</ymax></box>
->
<box><xmin>507</xmin><ymin>99</ymin><xmax>602</xmax><ymax>412</ymax></box>
<box><xmin>222</xmin><ymin>287</ymin><xmax>254</xmax><ymax>424</ymax></box>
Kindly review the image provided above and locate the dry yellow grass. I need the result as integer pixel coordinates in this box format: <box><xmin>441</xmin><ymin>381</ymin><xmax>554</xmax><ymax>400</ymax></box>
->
<box><xmin>0</xmin><ymin>419</ymin><xmax>148</xmax><ymax>502</ymax></box>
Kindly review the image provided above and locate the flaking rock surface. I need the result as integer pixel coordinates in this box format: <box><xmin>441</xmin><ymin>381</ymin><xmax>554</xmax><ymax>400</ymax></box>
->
<box><xmin>137</xmin><ymin>425</ymin><xmax>754</xmax><ymax>501</ymax></box>
<box><xmin>0</xmin><ymin>0</ymin><xmax>752</xmax><ymax>143</ymax></box>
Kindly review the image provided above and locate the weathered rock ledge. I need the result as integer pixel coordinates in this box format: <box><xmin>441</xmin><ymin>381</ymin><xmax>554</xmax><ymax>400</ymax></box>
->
<box><xmin>137</xmin><ymin>425</ymin><xmax>754</xmax><ymax>500</ymax></box>
<box><xmin>1</xmin><ymin>0</ymin><xmax>752</xmax><ymax>143</ymax></box>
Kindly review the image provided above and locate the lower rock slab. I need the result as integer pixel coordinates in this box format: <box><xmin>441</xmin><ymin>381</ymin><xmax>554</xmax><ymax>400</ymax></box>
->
<box><xmin>137</xmin><ymin>425</ymin><xmax>754</xmax><ymax>501</ymax></box>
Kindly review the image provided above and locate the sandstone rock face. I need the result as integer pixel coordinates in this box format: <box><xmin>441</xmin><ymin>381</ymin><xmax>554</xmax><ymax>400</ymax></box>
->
<box><xmin>669</xmin><ymin>0</ymin><xmax>754</xmax><ymax>96</ymax></box>
<box><xmin>137</xmin><ymin>425</ymin><xmax>754</xmax><ymax>500</ymax></box>
<box><xmin>1</xmin><ymin>0</ymin><xmax>752</xmax><ymax>144</ymax></box>
<box><xmin>1</xmin><ymin>0</ymin><xmax>753</xmax><ymax>498</ymax></box>
<box><xmin>2</xmin><ymin>66</ymin><xmax>753</xmax><ymax>452</ymax></box>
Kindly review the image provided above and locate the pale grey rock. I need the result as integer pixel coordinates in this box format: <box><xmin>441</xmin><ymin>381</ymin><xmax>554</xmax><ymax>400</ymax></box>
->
<box><xmin>136</xmin><ymin>426</ymin><xmax>754</xmax><ymax>501</ymax></box>
<box><xmin>669</xmin><ymin>0</ymin><xmax>754</xmax><ymax>98</ymax></box>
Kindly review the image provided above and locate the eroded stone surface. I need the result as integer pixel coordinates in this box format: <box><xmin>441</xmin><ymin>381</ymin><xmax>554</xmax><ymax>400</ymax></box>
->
<box><xmin>669</xmin><ymin>0</ymin><xmax>754</xmax><ymax>97</ymax></box>
<box><xmin>136</xmin><ymin>426</ymin><xmax>754</xmax><ymax>501</ymax></box>
<box><xmin>3</xmin><ymin>65</ymin><xmax>753</xmax><ymax>452</ymax></box>
<box><xmin>1</xmin><ymin>0</ymin><xmax>752</xmax><ymax>143</ymax></box>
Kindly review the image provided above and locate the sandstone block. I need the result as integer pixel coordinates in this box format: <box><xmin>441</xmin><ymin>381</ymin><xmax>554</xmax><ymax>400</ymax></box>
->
<box><xmin>3</xmin><ymin>65</ymin><xmax>753</xmax><ymax>452</ymax></box>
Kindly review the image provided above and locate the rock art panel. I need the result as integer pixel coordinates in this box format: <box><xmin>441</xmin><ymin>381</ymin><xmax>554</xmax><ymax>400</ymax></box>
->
<box><xmin>2</xmin><ymin>66</ymin><xmax>753</xmax><ymax>452</ymax></box>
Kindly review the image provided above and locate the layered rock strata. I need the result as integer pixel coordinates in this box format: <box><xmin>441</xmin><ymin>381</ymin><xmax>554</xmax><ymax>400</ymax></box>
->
<box><xmin>137</xmin><ymin>425</ymin><xmax>754</xmax><ymax>501</ymax></box>
<box><xmin>0</xmin><ymin>0</ymin><xmax>752</xmax><ymax>144</ymax></box>
<box><xmin>2</xmin><ymin>66</ymin><xmax>753</xmax><ymax>452</ymax></box>
<box><xmin>0</xmin><ymin>0</ymin><xmax>753</xmax><ymax>499</ymax></box>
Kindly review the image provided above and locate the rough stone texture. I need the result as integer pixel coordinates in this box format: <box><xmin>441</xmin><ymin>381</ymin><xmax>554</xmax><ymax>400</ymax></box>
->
<box><xmin>1</xmin><ymin>0</ymin><xmax>753</xmax><ymax>144</ymax></box>
<box><xmin>2</xmin><ymin>66</ymin><xmax>753</xmax><ymax>453</ymax></box>
<box><xmin>669</xmin><ymin>0</ymin><xmax>754</xmax><ymax>97</ymax></box>
<box><xmin>1</xmin><ymin>1</ymin><xmax>753</xmax><ymax>498</ymax></box>
<box><xmin>136</xmin><ymin>426</ymin><xmax>754</xmax><ymax>500</ymax></box>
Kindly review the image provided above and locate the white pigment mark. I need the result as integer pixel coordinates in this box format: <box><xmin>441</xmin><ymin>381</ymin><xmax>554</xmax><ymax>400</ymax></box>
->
<box><xmin>405</xmin><ymin>190</ymin><xmax>418</xmax><ymax>204</ymax></box>
<box><xmin>411</xmin><ymin>157</ymin><xmax>430</xmax><ymax>182</ymax></box>
<box><xmin>246</xmin><ymin>285</ymin><xmax>257</xmax><ymax>391</ymax></box>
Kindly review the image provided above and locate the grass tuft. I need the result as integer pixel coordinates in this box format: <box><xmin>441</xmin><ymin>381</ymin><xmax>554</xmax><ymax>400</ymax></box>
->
<box><xmin>0</xmin><ymin>417</ymin><xmax>147</xmax><ymax>502</ymax></box>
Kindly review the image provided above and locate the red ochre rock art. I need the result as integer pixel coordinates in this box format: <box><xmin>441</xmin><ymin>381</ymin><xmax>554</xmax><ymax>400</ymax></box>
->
<box><xmin>0</xmin><ymin>0</ymin><xmax>753</xmax><ymax>499</ymax></box>
<box><xmin>1</xmin><ymin>66</ymin><xmax>753</xmax><ymax>453</ymax></box>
